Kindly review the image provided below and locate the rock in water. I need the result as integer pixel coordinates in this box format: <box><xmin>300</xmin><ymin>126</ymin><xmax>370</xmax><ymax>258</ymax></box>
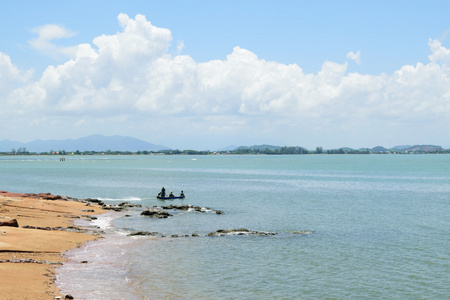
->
<box><xmin>141</xmin><ymin>207</ymin><xmax>172</xmax><ymax>218</ymax></box>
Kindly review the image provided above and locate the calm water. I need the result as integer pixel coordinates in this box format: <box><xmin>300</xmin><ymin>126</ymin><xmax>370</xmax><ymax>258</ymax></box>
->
<box><xmin>0</xmin><ymin>155</ymin><xmax>449</xmax><ymax>299</ymax></box>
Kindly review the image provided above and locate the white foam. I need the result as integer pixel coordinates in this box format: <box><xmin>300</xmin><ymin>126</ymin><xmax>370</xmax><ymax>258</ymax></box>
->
<box><xmin>97</xmin><ymin>196</ymin><xmax>142</xmax><ymax>202</ymax></box>
<box><xmin>89</xmin><ymin>213</ymin><xmax>117</xmax><ymax>230</ymax></box>
<box><xmin>57</xmin><ymin>212</ymin><xmax>141</xmax><ymax>299</ymax></box>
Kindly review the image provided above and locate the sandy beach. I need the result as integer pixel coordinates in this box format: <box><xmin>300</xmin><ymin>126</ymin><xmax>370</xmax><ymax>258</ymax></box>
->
<box><xmin>0</xmin><ymin>191</ymin><xmax>104</xmax><ymax>299</ymax></box>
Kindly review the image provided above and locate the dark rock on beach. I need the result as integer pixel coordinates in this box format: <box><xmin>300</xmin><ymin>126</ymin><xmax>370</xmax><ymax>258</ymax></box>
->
<box><xmin>0</xmin><ymin>258</ymin><xmax>63</xmax><ymax>265</ymax></box>
<box><xmin>21</xmin><ymin>225</ymin><xmax>86</xmax><ymax>233</ymax></box>
<box><xmin>23</xmin><ymin>193</ymin><xmax>62</xmax><ymax>200</ymax></box>
<box><xmin>85</xmin><ymin>198</ymin><xmax>105</xmax><ymax>206</ymax></box>
<box><xmin>0</xmin><ymin>219</ymin><xmax>19</xmax><ymax>227</ymax></box>
<box><xmin>102</xmin><ymin>202</ymin><xmax>142</xmax><ymax>211</ymax></box>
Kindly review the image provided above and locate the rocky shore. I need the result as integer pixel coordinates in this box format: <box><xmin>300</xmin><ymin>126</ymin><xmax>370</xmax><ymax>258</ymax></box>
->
<box><xmin>0</xmin><ymin>190</ymin><xmax>312</xmax><ymax>298</ymax></box>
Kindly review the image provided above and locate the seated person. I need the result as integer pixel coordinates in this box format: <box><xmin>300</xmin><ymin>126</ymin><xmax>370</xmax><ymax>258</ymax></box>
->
<box><xmin>169</xmin><ymin>191</ymin><xmax>174</xmax><ymax>197</ymax></box>
<box><xmin>180</xmin><ymin>191</ymin><xmax>185</xmax><ymax>197</ymax></box>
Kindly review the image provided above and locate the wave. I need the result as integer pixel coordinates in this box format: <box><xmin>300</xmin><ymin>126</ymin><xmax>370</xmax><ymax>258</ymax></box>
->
<box><xmin>97</xmin><ymin>196</ymin><xmax>142</xmax><ymax>202</ymax></box>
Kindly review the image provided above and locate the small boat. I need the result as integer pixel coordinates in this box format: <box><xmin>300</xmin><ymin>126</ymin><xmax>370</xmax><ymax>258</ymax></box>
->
<box><xmin>156</xmin><ymin>195</ymin><xmax>185</xmax><ymax>200</ymax></box>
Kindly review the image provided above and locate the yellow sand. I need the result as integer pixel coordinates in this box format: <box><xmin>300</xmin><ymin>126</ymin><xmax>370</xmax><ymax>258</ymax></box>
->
<box><xmin>0</xmin><ymin>193</ymin><xmax>104</xmax><ymax>299</ymax></box>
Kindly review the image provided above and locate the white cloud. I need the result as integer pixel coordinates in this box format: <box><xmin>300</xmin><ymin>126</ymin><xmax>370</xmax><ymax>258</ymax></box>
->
<box><xmin>28</xmin><ymin>24</ymin><xmax>78</xmax><ymax>58</ymax></box>
<box><xmin>428</xmin><ymin>39</ymin><xmax>450</xmax><ymax>66</ymax></box>
<box><xmin>2</xmin><ymin>14</ymin><xmax>450</xmax><ymax>148</ymax></box>
<box><xmin>177</xmin><ymin>41</ymin><xmax>185</xmax><ymax>53</ymax></box>
<box><xmin>0</xmin><ymin>53</ymin><xmax>28</xmax><ymax>90</ymax></box>
<box><xmin>346</xmin><ymin>50</ymin><xmax>361</xmax><ymax>65</ymax></box>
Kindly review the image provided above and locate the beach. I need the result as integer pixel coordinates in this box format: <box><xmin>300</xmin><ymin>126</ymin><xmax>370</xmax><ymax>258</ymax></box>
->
<box><xmin>0</xmin><ymin>191</ymin><xmax>104</xmax><ymax>299</ymax></box>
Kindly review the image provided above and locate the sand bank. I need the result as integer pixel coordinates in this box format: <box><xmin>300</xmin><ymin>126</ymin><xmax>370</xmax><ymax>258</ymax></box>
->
<box><xmin>0</xmin><ymin>191</ymin><xmax>104</xmax><ymax>299</ymax></box>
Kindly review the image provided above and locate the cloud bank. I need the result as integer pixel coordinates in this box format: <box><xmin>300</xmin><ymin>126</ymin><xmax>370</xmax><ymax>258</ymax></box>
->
<box><xmin>1</xmin><ymin>14</ymin><xmax>450</xmax><ymax>149</ymax></box>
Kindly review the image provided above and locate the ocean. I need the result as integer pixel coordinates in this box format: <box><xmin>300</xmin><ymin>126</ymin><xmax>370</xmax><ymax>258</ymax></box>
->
<box><xmin>1</xmin><ymin>154</ymin><xmax>449</xmax><ymax>299</ymax></box>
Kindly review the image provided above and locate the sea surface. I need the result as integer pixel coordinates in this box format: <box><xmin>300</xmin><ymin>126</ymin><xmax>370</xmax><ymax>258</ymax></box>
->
<box><xmin>0</xmin><ymin>154</ymin><xmax>449</xmax><ymax>299</ymax></box>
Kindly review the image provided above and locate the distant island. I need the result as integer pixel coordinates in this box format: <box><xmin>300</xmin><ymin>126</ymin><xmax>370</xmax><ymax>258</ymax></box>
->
<box><xmin>0</xmin><ymin>135</ymin><xmax>448</xmax><ymax>155</ymax></box>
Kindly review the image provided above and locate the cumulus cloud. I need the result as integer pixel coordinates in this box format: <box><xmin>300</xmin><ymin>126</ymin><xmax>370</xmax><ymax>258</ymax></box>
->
<box><xmin>346</xmin><ymin>50</ymin><xmax>361</xmax><ymax>65</ymax></box>
<box><xmin>2</xmin><ymin>14</ymin><xmax>450</xmax><ymax>147</ymax></box>
<box><xmin>428</xmin><ymin>39</ymin><xmax>450</xmax><ymax>66</ymax></box>
<box><xmin>177</xmin><ymin>41</ymin><xmax>185</xmax><ymax>53</ymax></box>
<box><xmin>29</xmin><ymin>24</ymin><xmax>78</xmax><ymax>58</ymax></box>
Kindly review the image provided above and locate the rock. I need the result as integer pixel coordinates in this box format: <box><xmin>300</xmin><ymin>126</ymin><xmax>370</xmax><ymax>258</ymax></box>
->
<box><xmin>0</xmin><ymin>219</ymin><xmax>19</xmax><ymax>227</ymax></box>
<box><xmin>160</xmin><ymin>204</ymin><xmax>224</xmax><ymax>214</ymax></box>
<box><xmin>41</xmin><ymin>193</ymin><xmax>62</xmax><ymax>200</ymax></box>
<box><xmin>102</xmin><ymin>202</ymin><xmax>143</xmax><ymax>211</ymax></box>
<box><xmin>141</xmin><ymin>207</ymin><xmax>172</xmax><ymax>218</ymax></box>
<box><xmin>85</xmin><ymin>198</ymin><xmax>105</xmax><ymax>206</ymax></box>
<box><xmin>65</xmin><ymin>295</ymin><xmax>74</xmax><ymax>300</ymax></box>
<box><xmin>161</xmin><ymin>204</ymin><xmax>190</xmax><ymax>210</ymax></box>
<box><xmin>292</xmin><ymin>231</ymin><xmax>313</xmax><ymax>235</ymax></box>
<box><xmin>118</xmin><ymin>202</ymin><xmax>142</xmax><ymax>208</ymax></box>
<box><xmin>206</xmin><ymin>228</ymin><xmax>277</xmax><ymax>237</ymax></box>
<box><xmin>194</xmin><ymin>206</ymin><xmax>205</xmax><ymax>213</ymax></box>
<box><xmin>26</xmin><ymin>193</ymin><xmax>62</xmax><ymax>200</ymax></box>
<box><xmin>81</xmin><ymin>209</ymin><xmax>95</xmax><ymax>212</ymax></box>
<box><xmin>102</xmin><ymin>204</ymin><xmax>125</xmax><ymax>211</ymax></box>
<box><xmin>128</xmin><ymin>231</ymin><xmax>158</xmax><ymax>236</ymax></box>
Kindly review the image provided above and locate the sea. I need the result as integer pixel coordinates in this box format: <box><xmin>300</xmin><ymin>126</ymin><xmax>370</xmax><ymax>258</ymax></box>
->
<box><xmin>0</xmin><ymin>154</ymin><xmax>449</xmax><ymax>299</ymax></box>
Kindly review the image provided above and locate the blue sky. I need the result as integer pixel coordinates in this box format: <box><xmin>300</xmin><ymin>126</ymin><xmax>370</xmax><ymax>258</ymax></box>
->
<box><xmin>1</xmin><ymin>1</ymin><xmax>450</xmax><ymax>150</ymax></box>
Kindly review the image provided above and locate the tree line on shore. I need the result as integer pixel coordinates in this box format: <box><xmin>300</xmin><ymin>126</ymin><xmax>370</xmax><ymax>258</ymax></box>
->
<box><xmin>2</xmin><ymin>145</ymin><xmax>449</xmax><ymax>156</ymax></box>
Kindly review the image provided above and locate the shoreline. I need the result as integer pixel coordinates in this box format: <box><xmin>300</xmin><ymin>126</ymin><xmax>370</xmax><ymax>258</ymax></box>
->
<box><xmin>0</xmin><ymin>191</ymin><xmax>105</xmax><ymax>299</ymax></box>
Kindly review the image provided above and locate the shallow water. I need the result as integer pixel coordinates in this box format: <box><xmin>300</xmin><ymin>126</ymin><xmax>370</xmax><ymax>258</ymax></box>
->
<box><xmin>1</xmin><ymin>155</ymin><xmax>449</xmax><ymax>299</ymax></box>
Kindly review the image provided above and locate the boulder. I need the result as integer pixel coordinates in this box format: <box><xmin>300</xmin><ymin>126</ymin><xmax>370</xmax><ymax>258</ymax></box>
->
<box><xmin>118</xmin><ymin>202</ymin><xmax>142</xmax><ymax>208</ymax></box>
<box><xmin>40</xmin><ymin>193</ymin><xmax>62</xmax><ymax>200</ymax></box>
<box><xmin>141</xmin><ymin>207</ymin><xmax>172</xmax><ymax>218</ymax></box>
<box><xmin>85</xmin><ymin>198</ymin><xmax>105</xmax><ymax>206</ymax></box>
<box><xmin>206</xmin><ymin>228</ymin><xmax>277</xmax><ymax>237</ymax></box>
<box><xmin>160</xmin><ymin>204</ymin><xmax>224</xmax><ymax>214</ymax></box>
<box><xmin>128</xmin><ymin>231</ymin><xmax>158</xmax><ymax>236</ymax></box>
<box><xmin>0</xmin><ymin>219</ymin><xmax>19</xmax><ymax>227</ymax></box>
<box><xmin>102</xmin><ymin>204</ymin><xmax>125</xmax><ymax>211</ymax></box>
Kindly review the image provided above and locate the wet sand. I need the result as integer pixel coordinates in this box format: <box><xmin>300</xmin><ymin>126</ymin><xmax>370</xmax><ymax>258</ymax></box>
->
<box><xmin>0</xmin><ymin>191</ymin><xmax>104</xmax><ymax>299</ymax></box>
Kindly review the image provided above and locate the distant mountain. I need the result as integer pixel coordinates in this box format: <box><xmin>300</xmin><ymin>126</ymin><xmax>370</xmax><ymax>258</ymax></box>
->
<box><xmin>217</xmin><ymin>145</ymin><xmax>239</xmax><ymax>151</ymax></box>
<box><xmin>0</xmin><ymin>135</ymin><xmax>169</xmax><ymax>153</ymax></box>
<box><xmin>392</xmin><ymin>145</ymin><xmax>412</xmax><ymax>150</ymax></box>
<box><xmin>371</xmin><ymin>146</ymin><xmax>389</xmax><ymax>152</ymax></box>
<box><xmin>0</xmin><ymin>140</ymin><xmax>25</xmax><ymax>151</ymax></box>
<box><xmin>236</xmin><ymin>144</ymin><xmax>281</xmax><ymax>151</ymax></box>
<box><xmin>401</xmin><ymin>145</ymin><xmax>442</xmax><ymax>152</ymax></box>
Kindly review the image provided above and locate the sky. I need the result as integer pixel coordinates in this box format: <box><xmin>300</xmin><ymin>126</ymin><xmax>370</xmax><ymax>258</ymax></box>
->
<box><xmin>1</xmin><ymin>1</ymin><xmax>450</xmax><ymax>150</ymax></box>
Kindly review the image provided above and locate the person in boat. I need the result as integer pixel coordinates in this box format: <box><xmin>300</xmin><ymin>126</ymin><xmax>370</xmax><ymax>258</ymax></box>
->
<box><xmin>169</xmin><ymin>191</ymin><xmax>174</xmax><ymax>197</ymax></box>
<box><xmin>180</xmin><ymin>191</ymin><xmax>185</xmax><ymax>197</ymax></box>
<box><xmin>160</xmin><ymin>187</ymin><xmax>166</xmax><ymax>197</ymax></box>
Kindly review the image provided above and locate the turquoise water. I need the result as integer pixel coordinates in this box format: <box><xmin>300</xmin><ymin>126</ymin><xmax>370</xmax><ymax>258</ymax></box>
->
<box><xmin>1</xmin><ymin>155</ymin><xmax>449</xmax><ymax>299</ymax></box>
